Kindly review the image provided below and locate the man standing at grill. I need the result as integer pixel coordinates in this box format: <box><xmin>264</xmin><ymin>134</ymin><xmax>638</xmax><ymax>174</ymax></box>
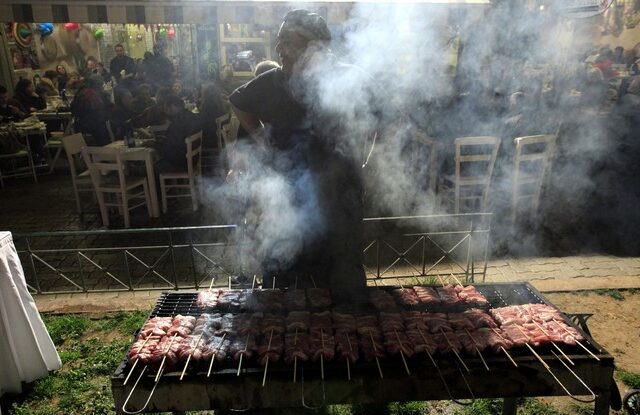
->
<box><xmin>110</xmin><ymin>44</ymin><xmax>136</xmax><ymax>85</ymax></box>
<box><xmin>229</xmin><ymin>10</ymin><xmax>375</xmax><ymax>302</ymax></box>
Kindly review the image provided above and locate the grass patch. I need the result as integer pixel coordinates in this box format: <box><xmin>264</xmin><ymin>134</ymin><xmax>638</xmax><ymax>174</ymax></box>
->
<box><xmin>95</xmin><ymin>310</ymin><xmax>147</xmax><ymax>336</ymax></box>
<box><xmin>595</xmin><ymin>289</ymin><xmax>624</xmax><ymax>301</ymax></box>
<box><xmin>455</xmin><ymin>398</ymin><xmax>566</xmax><ymax>415</ymax></box>
<box><xmin>618</xmin><ymin>370</ymin><xmax>640</xmax><ymax>389</ymax></box>
<box><xmin>43</xmin><ymin>314</ymin><xmax>92</xmax><ymax>346</ymax></box>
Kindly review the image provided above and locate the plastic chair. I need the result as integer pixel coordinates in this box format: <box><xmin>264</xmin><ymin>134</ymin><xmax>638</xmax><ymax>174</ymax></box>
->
<box><xmin>81</xmin><ymin>146</ymin><xmax>151</xmax><ymax>228</ymax></box>
<box><xmin>159</xmin><ymin>131</ymin><xmax>203</xmax><ymax>213</ymax></box>
<box><xmin>511</xmin><ymin>134</ymin><xmax>557</xmax><ymax>224</ymax></box>
<box><xmin>61</xmin><ymin>133</ymin><xmax>93</xmax><ymax>214</ymax></box>
<box><xmin>438</xmin><ymin>136</ymin><xmax>500</xmax><ymax>213</ymax></box>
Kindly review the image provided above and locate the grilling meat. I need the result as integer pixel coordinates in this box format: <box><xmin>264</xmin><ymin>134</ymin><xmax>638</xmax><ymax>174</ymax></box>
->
<box><xmin>332</xmin><ymin>312</ymin><xmax>357</xmax><ymax>332</ymax></box>
<box><xmin>383</xmin><ymin>330</ymin><xmax>414</xmax><ymax>357</ymax></box>
<box><xmin>283</xmin><ymin>289</ymin><xmax>306</xmax><ymax>310</ymax></box>
<box><xmin>448</xmin><ymin>312</ymin><xmax>480</xmax><ymax>332</ymax></box>
<box><xmin>217</xmin><ymin>290</ymin><xmax>247</xmax><ymax>309</ymax></box>
<box><xmin>424</xmin><ymin>313</ymin><xmax>453</xmax><ymax>333</ymax></box>
<box><xmin>140</xmin><ymin>317</ymin><xmax>173</xmax><ymax>338</ymax></box>
<box><xmin>128</xmin><ymin>336</ymin><xmax>161</xmax><ymax>364</ymax></box>
<box><xmin>286</xmin><ymin>311</ymin><xmax>310</xmax><ymax>332</ymax></box>
<box><xmin>258</xmin><ymin>333</ymin><xmax>283</xmax><ymax>365</ymax></box>
<box><xmin>359</xmin><ymin>331</ymin><xmax>384</xmax><ymax>361</ymax></box>
<box><xmin>463</xmin><ymin>309</ymin><xmax>498</xmax><ymax>329</ymax></box>
<box><xmin>307</xmin><ymin>288</ymin><xmax>332</xmax><ymax>308</ymax></box>
<box><xmin>369</xmin><ymin>290</ymin><xmax>396</xmax><ymax>310</ymax></box>
<box><xmin>284</xmin><ymin>331</ymin><xmax>310</xmax><ymax>364</ymax></box>
<box><xmin>379</xmin><ymin>312</ymin><xmax>405</xmax><ymax>333</ymax></box>
<box><xmin>310</xmin><ymin>311</ymin><xmax>333</xmax><ymax>332</ymax></box>
<box><xmin>356</xmin><ymin>315</ymin><xmax>379</xmax><ymax>336</ymax></box>
<box><xmin>413</xmin><ymin>286</ymin><xmax>441</xmax><ymax>305</ymax></box>
<box><xmin>392</xmin><ymin>288</ymin><xmax>420</xmax><ymax>307</ymax></box>
<box><xmin>403</xmin><ymin>311</ymin><xmax>428</xmax><ymax>332</ymax></box>
<box><xmin>309</xmin><ymin>329</ymin><xmax>335</xmax><ymax>361</ymax></box>
<box><xmin>406</xmin><ymin>329</ymin><xmax>438</xmax><ymax>355</ymax></box>
<box><xmin>437</xmin><ymin>285</ymin><xmax>464</xmax><ymax>307</ymax></box>
<box><xmin>456</xmin><ymin>285</ymin><xmax>489</xmax><ymax>306</ymax></box>
<box><xmin>247</xmin><ymin>289</ymin><xmax>283</xmax><ymax>312</ymax></box>
<box><xmin>433</xmin><ymin>331</ymin><xmax>462</xmax><ymax>354</ymax></box>
<box><xmin>261</xmin><ymin>313</ymin><xmax>286</xmax><ymax>335</ymax></box>
<box><xmin>229</xmin><ymin>333</ymin><xmax>258</xmax><ymax>360</ymax></box>
<box><xmin>335</xmin><ymin>331</ymin><xmax>359</xmax><ymax>363</ymax></box>
<box><xmin>166</xmin><ymin>315</ymin><xmax>197</xmax><ymax>337</ymax></box>
<box><xmin>233</xmin><ymin>312</ymin><xmax>263</xmax><ymax>336</ymax></box>
<box><xmin>196</xmin><ymin>289</ymin><xmax>222</xmax><ymax>308</ymax></box>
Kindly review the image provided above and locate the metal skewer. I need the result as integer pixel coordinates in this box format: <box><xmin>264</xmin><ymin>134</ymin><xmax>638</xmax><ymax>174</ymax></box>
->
<box><xmin>344</xmin><ymin>332</ymin><xmax>353</xmax><ymax>381</ymax></box>
<box><xmin>464</xmin><ymin>328</ymin><xmax>490</xmax><ymax>371</ymax></box>
<box><xmin>393</xmin><ymin>329</ymin><xmax>411</xmax><ymax>375</ymax></box>
<box><xmin>228</xmin><ymin>276</ymin><xmax>232</xmax><ymax>290</ymax></box>
<box><xmin>310</xmin><ymin>275</ymin><xmax>317</xmax><ymax>289</ymax></box>
<box><xmin>272</xmin><ymin>276</ymin><xmax>276</xmax><ymax>290</ymax></box>
<box><xmin>552</xmin><ymin>319</ymin><xmax>600</xmax><ymax>361</ymax></box>
<box><xmin>207</xmin><ymin>333</ymin><xmax>227</xmax><ymax>378</ymax></box>
<box><xmin>440</xmin><ymin>329</ymin><xmax>470</xmax><ymax>372</ymax></box>
<box><xmin>155</xmin><ymin>333</ymin><xmax>179</xmax><ymax>383</ymax></box>
<box><xmin>251</xmin><ymin>275</ymin><xmax>256</xmax><ymax>290</ymax></box>
<box><xmin>208</xmin><ymin>277</ymin><xmax>215</xmax><ymax>291</ymax></box>
<box><xmin>237</xmin><ymin>333</ymin><xmax>250</xmax><ymax>376</ymax></box>
<box><xmin>262</xmin><ymin>329</ymin><xmax>274</xmax><ymax>387</ymax></box>
<box><xmin>532</xmin><ymin>321</ymin><xmax>575</xmax><ymax>366</ymax></box>
<box><xmin>124</xmin><ymin>335</ymin><xmax>156</xmax><ymax>386</ymax></box>
<box><xmin>435</xmin><ymin>273</ymin><xmax>447</xmax><ymax>287</ymax></box>
<box><xmin>368</xmin><ymin>331</ymin><xmax>384</xmax><ymax>379</ymax></box>
<box><xmin>550</xmin><ymin>350</ymin><xmax>597</xmax><ymax>403</ymax></box>
<box><xmin>490</xmin><ymin>328</ymin><xmax>518</xmax><ymax>367</ymax></box>
<box><xmin>180</xmin><ymin>332</ymin><xmax>205</xmax><ymax>380</ymax></box>
<box><xmin>417</xmin><ymin>328</ymin><xmax>438</xmax><ymax>368</ymax></box>
<box><xmin>450</xmin><ymin>273</ymin><xmax>464</xmax><ymax>286</ymax></box>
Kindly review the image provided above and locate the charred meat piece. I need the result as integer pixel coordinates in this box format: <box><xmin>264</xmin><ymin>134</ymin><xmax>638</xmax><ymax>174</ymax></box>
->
<box><xmin>310</xmin><ymin>311</ymin><xmax>333</xmax><ymax>333</ymax></box>
<box><xmin>413</xmin><ymin>286</ymin><xmax>441</xmax><ymax>305</ymax></box>
<box><xmin>383</xmin><ymin>330</ymin><xmax>414</xmax><ymax>357</ymax></box>
<box><xmin>406</xmin><ymin>329</ymin><xmax>438</xmax><ymax>355</ymax></box>
<box><xmin>309</xmin><ymin>329</ymin><xmax>335</xmax><ymax>361</ymax></box>
<box><xmin>423</xmin><ymin>313</ymin><xmax>453</xmax><ymax>333</ymax></box>
<box><xmin>471</xmin><ymin>327</ymin><xmax>513</xmax><ymax>352</ymax></box>
<box><xmin>283</xmin><ymin>289</ymin><xmax>306</xmax><ymax>310</ymax></box>
<box><xmin>284</xmin><ymin>331</ymin><xmax>311</xmax><ymax>364</ymax></box>
<box><xmin>335</xmin><ymin>331</ymin><xmax>359</xmax><ymax>363</ymax></box>
<box><xmin>229</xmin><ymin>334</ymin><xmax>258</xmax><ymax>360</ymax></box>
<box><xmin>286</xmin><ymin>311</ymin><xmax>310</xmax><ymax>332</ymax></box>
<box><xmin>247</xmin><ymin>289</ymin><xmax>284</xmax><ymax>312</ymax></box>
<box><xmin>499</xmin><ymin>325</ymin><xmax>530</xmax><ymax>347</ymax></box>
<box><xmin>379</xmin><ymin>312</ymin><xmax>405</xmax><ymax>333</ymax></box>
<box><xmin>261</xmin><ymin>313</ymin><xmax>286</xmax><ymax>335</ymax></box>
<box><xmin>433</xmin><ymin>331</ymin><xmax>462</xmax><ymax>354</ymax></box>
<box><xmin>392</xmin><ymin>288</ymin><xmax>420</xmax><ymax>307</ymax></box>
<box><xmin>233</xmin><ymin>312</ymin><xmax>263</xmax><ymax>336</ymax></box>
<box><xmin>307</xmin><ymin>288</ymin><xmax>332</xmax><ymax>308</ymax></box>
<box><xmin>437</xmin><ymin>285</ymin><xmax>464</xmax><ymax>307</ymax></box>
<box><xmin>258</xmin><ymin>332</ymin><xmax>283</xmax><ymax>365</ymax></box>
<box><xmin>359</xmin><ymin>330</ymin><xmax>384</xmax><ymax>361</ymax></box>
<box><xmin>447</xmin><ymin>313</ymin><xmax>477</xmax><ymax>332</ymax></box>
<box><xmin>215</xmin><ymin>313</ymin><xmax>237</xmax><ymax>336</ymax></box>
<box><xmin>403</xmin><ymin>311</ymin><xmax>428</xmax><ymax>332</ymax></box>
<box><xmin>356</xmin><ymin>315</ymin><xmax>380</xmax><ymax>336</ymax></box>
<box><xmin>463</xmin><ymin>309</ymin><xmax>498</xmax><ymax>329</ymax></box>
<box><xmin>217</xmin><ymin>289</ymin><xmax>247</xmax><ymax>309</ymax></box>
<box><xmin>369</xmin><ymin>290</ymin><xmax>397</xmax><ymax>311</ymax></box>
<box><xmin>332</xmin><ymin>312</ymin><xmax>357</xmax><ymax>333</ymax></box>
<box><xmin>456</xmin><ymin>285</ymin><xmax>489</xmax><ymax>306</ymax></box>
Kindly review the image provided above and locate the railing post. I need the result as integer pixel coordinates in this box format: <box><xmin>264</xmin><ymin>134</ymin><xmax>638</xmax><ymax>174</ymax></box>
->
<box><xmin>168</xmin><ymin>231</ymin><xmax>178</xmax><ymax>290</ymax></box>
<box><xmin>26</xmin><ymin>237</ymin><xmax>42</xmax><ymax>294</ymax></box>
<box><xmin>190</xmin><ymin>235</ymin><xmax>198</xmax><ymax>289</ymax></box>
<box><xmin>376</xmin><ymin>238</ymin><xmax>381</xmax><ymax>279</ymax></box>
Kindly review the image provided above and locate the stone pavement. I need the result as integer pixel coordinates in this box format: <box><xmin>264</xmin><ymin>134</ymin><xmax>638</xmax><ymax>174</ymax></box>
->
<box><xmin>33</xmin><ymin>254</ymin><xmax>640</xmax><ymax>313</ymax></box>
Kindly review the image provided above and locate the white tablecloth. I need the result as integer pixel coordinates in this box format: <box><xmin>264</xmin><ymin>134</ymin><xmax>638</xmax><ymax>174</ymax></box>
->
<box><xmin>0</xmin><ymin>232</ymin><xmax>61</xmax><ymax>398</ymax></box>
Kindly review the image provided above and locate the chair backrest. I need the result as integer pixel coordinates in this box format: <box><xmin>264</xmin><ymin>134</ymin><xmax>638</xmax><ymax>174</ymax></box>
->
<box><xmin>61</xmin><ymin>133</ymin><xmax>87</xmax><ymax>178</ymax></box>
<box><xmin>512</xmin><ymin>134</ymin><xmax>557</xmax><ymax>213</ymax></box>
<box><xmin>454</xmin><ymin>136</ymin><xmax>500</xmax><ymax>183</ymax></box>
<box><xmin>411</xmin><ymin>131</ymin><xmax>439</xmax><ymax>194</ymax></box>
<box><xmin>220</xmin><ymin>115</ymin><xmax>240</xmax><ymax>150</ymax></box>
<box><xmin>105</xmin><ymin>120</ymin><xmax>116</xmax><ymax>142</ymax></box>
<box><xmin>215</xmin><ymin>113</ymin><xmax>231</xmax><ymax>148</ymax></box>
<box><xmin>81</xmin><ymin>146</ymin><xmax>127</xmax><ymax>192</ymax></box>
<box><xmin>185</xmin><ymin>131</ymin><xmax>203</xmax><ymax>179</ymax></box>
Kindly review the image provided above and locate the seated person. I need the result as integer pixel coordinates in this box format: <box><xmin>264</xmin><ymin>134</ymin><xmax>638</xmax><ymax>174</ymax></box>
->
<box><xmin>133</xmin><ymin>87</ymin><xmax>171</xmax><ymax>127</ymax></box>
<box><xmin>197</xmin><ymin>83</ymin><xmax>228</xmax><ymax>148</ymax></box>
<box><xmin>14</xmin><ymin>78</ymin><xmax>46</xmax><ymax>113</ymax></box>
<box><xmin>132</xmin><ymin>84</ymin><xmax>155</xmax><ymax>115</ymax></box>
<box><xmin>110</xmin><ymin>87</ymin><xmax>136</xmax><ymax>139</ymax></box>
<box><xmin>0</xmin><ymin>85</ymin><xmax>27</xmax><ymax>123</ymax></box>
<box><xmin>70</xmin><ymin>75</ymin><xmax>112</xmax><ymax>146</ymax></box>
<box><xmin>153</xmin><ymin>94</ymin><xmax>202</xmax><ymax>173</ymax></box>
<box><xmin>40</xmin><ymin>70</ymin><xmax>59</xmax><ymax>96</ymax></box>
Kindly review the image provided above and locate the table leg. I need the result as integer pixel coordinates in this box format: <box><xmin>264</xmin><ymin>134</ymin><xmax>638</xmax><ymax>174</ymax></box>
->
<box><xmin>502</xmin><ymin>397</ymin><xmax>517</xmax><ymax>415</ymax></box>
<box><xmin>145</xmin><ymin>153</ymin><xmax>160</xmax><ymax>217</ymax></box>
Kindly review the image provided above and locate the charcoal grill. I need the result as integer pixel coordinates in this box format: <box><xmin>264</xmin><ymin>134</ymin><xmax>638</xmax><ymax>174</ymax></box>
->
<box><xmin>111</xmin><ymin>282</ymin><xmax>620</xmax><ymax>415</ymax></box>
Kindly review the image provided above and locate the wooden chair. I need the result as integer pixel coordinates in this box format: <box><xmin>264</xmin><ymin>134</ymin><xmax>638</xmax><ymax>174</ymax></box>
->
<box><xmin>438</xmin><ymin>136</ymin><xmax>500</xmax><ymax>213</ymax></box>
<box><xmin>511</xmin><ymin>134</ymin><xmax>557</xmax><ymax>224</ymax></box>
<box><xmin>412</xmin><ymin>131</ymin><xmax>439</xmax><ymax>195</ymax></box>
<box><xmin>81</xmin><ymin>146</ymin><xmax>151</xmax><ymax>228</ymax></box>
<box><xmin>201</xmin><ymin>114</ymin><xmax>230</xmax><ymax>175</ymax></box>
<box><xmin>159</xmin><ymin>131</ymin><xmax>203</xmax><ymax>213</ymax></box>
<box><xmin>61</xmin><ymin>133</ymin><xmax>93</xmax><ymax>214</ymax></box>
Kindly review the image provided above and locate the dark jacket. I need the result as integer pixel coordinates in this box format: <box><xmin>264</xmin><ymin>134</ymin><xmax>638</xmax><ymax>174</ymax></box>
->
<box><xmin>157</xmin><ymin>109</ymin><xmax>201</xmax><ymax>169</ymax></box>
<box><xmin>0</xmin><ymin>99</ymin><xmax>27</xmax><ymax>123</ymax></box>
<box><xmin>110</xmin><ymin>55</ymin><xmax>136</xmax><ymax>82</ymax></box>
<box><xmin>70</xmin><ymin>86</ymin><xmax>112</xmax><ymax>145</ymax></box>
<box><xmin>14</xmin><ymin>92</ymin><xmax>45</xmax><ymax>114</ymax></box>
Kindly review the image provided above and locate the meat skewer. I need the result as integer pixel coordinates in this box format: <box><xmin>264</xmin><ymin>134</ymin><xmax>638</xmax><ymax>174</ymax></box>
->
<box><xmin>532</xmin><ymin>321</ymin><xmax>575</xmax><ymax>366</ymax></box>
<box><xmin>552</xmin><ymin>318</ymin><xmax>600</xmax><ymax>361</ymax></box>
<box><xmin>180</xmin><ymin>331</ymin><xmax>205</xmax><ymax>380</ymax></box>
<box><xmin>124</xmin><ymin>335</ymin><xmax>156</xmax><ymax>385</ymax></box>
<box><xmin>439</xmin><ymin>329</ymin><xmax>470</xmax><ymax>372</ymax></box>
<box><xmin>369</xmin><ymin>332</ymin><xmax>384</xmax><ymax>379</ymax></box>
<box><xmin>236</xmin><ymin>333</ymin><xmax>250</xmax><ymax>376</ymax></box>
<box><xmin>394</xmin><ymin>330</ymin><xmax>411</xmax><ymax>375</ymax></box>
<box><xmin>320</xmin><ymin>329</ymin><xmax>326</xmax><ymax>380</ymax></box>
<box><xmin>293</xmin><ymin>328</ymin><xmax>299</xmax><ymax>383</ymax></box>
<box><xmin>344</xmin><ymin>333</ymin><xmax>352</xmax><ymax>381</ymax></box>
<box><xmin>207</xmin><ymin>332</ymin><xmax>227</xmax><ymax>377</ymax></box>
<box><xmin>155</xmin><ymin>333</ymin><xmax>179</xmax><ymax>383</ymax></box>
<box><xmin>262</xmin><ymin>329</ymin><xmax>274</xmax><ymax>387</ymax></box>
<box><xmin>490</xmin><ymin>328</ymin><xmax>518</xmax><ymax>367</ymax></box>
<box><xmin>463</xmin><ymin>328</ymin><xmax>490</xmax><ymax>371</ymax></box>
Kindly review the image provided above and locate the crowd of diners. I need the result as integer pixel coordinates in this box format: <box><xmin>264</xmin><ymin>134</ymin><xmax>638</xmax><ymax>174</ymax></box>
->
<box><xmin>0</xmin><ymin>41</ymin><xmax>280</xmax><ymax>174</ymax></box>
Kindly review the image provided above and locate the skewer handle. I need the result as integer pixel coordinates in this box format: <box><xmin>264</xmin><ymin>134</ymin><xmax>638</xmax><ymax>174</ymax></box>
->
<box><xmin>124</xmin><ymin>359</ymin><xmax>139</xmax><ymax>386</ymax></box>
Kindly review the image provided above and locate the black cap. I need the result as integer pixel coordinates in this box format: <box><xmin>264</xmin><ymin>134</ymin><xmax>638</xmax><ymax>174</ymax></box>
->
<box><xmin>281</xmin><ymin>9</ymin><xmax>331</xmax><ymax>43</ymax></box>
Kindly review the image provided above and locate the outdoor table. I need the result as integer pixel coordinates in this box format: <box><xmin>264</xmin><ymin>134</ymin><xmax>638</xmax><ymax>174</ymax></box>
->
<box><xmin>0</xmin><ymin>231</ymin><xmax>61</xmax><ymax>398</ymax></box>
<box><xmin>105</xmin><ymin>139</ymin><xmax>161</xmax><ymax>218</ymax></box>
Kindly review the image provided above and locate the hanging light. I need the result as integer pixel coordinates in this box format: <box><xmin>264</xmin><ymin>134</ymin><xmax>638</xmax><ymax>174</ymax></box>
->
<box><xmin>168</xmin><ymin>25</ymin><xmax>176</xmax><ymax>39</ymax></box>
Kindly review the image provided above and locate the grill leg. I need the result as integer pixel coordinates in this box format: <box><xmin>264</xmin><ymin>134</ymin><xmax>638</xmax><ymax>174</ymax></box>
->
<box><xmin>502</xmin><ymin>397</ymin><xmax>517</xmax><ymax>415</ymax></box>
<box><xmin>594</xmin><ymin>390</ymin><xmax>611</xmax><ymax>415</ymax></box>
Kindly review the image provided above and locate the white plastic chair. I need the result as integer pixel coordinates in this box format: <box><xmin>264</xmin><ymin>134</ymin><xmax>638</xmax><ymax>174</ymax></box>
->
<box><xmin>511</xmin><ymin>134</ymin><xmax>557</xmax><ymax>224</ymax></box>
<box><xmin>159</xmin><ymin>131</ymin><xmax>203</xmax><ymax>213</ymax></box>
<box><xmin>438</xmin><ymin>136</ymin><xmax>500</xmax><ymax>213</ymax></box>
<box><xmin>61</xmin><ymin>133</ymin><xmax>93</xmax><ymax>214</ymax></box>
<box><xmin>82</xmin><ymin>146</ymin><xmax>151</xmax><ymax>228</ymax></box>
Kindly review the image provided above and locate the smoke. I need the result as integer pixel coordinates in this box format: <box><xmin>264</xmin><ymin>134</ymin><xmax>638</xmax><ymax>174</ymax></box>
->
<box><xmin>205</xmin><ymin>0</ymin><xmax>637</xmax><ymax>275</ymax></box>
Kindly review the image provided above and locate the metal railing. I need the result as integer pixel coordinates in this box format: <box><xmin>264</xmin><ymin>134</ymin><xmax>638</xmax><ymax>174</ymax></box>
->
<box><xmin>14</xmin><ymin>213</ymin><xmax>492</xmax><ymax>294</ymax></box>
